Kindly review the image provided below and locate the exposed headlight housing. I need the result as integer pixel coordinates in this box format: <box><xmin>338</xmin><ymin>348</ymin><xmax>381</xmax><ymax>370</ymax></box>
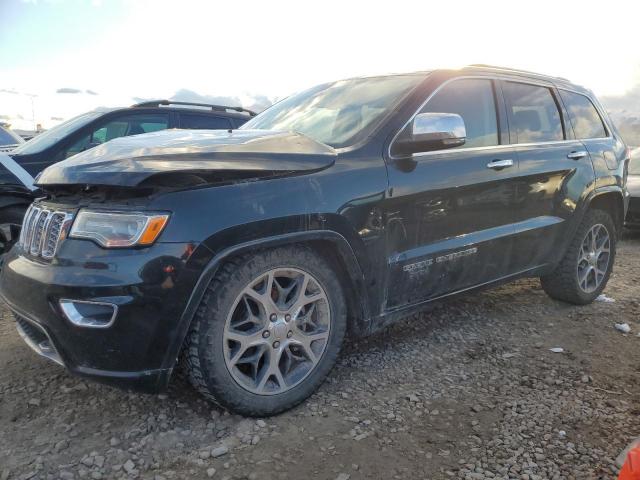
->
<box><xmin>70</xmin><ymin>210</ymin><xmax>169</xmax><ymax>248</ymax></box>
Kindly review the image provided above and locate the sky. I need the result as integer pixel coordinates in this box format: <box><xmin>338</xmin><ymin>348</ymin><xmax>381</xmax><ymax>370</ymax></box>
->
<box><xmin>1</xmin><ymin>0</ymin><xmax>640</xmax><ymax>131</ymax></box>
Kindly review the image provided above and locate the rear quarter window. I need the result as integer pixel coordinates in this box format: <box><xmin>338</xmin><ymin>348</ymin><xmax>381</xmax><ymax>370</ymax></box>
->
<box><xmin>232</xmin><ymin>117</ymin><xmax>251</xmax><ymax>129</ymax></box>
<box><xmin>180</xmin><ymin>114</ymin><xmax>232</xmax><ymax>130</ymax></box>
<box><xmin>559</xmin><ymin>90</ymin><xmax>608</xmax><ymax>139</ymax></box>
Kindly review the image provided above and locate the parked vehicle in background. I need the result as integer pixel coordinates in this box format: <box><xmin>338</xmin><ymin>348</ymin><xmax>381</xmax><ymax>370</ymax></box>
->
<box><xmin>624</xmin><ymin>147</ymin><xmax>640</xmax><ymax>229</ymax></box>
<box><xmin>0</xmin><ymin>101</ymin><xmax>255</xmax><ymax>258</ymax></box>
<box><xmin>0</xmin><ymin>66</ymin><xmax>628</xmax><ymax>416</ymax></box>
<box><xmin>0</xmin><ymin>124</ymin><xmax>25</xmax><ymax>153</ymax></box>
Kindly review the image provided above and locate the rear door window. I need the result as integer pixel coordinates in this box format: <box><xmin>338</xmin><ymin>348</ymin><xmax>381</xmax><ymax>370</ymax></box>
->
<box><xmin>503</xmin><ymin>82</ymin><xmax>564</xmax><ymax>143</ymax></box>
<box><xmin>92</xmin><ymin>114</ymin><xmax>169</xmax><ymax>142</ymax></box>
<box><xmin>180</xmin><ymin>114</ymin><xmax>232</xmax><ymax>130</ymax></box>
<box><xmin>420</xmin><ymin>78</ymin><xmax>499</xmax><ymax>149</ymax></box>
<box><xmin>559</xmin><ymin>90</ymin><xmax>607</xmax><ymax>139</ymax></box>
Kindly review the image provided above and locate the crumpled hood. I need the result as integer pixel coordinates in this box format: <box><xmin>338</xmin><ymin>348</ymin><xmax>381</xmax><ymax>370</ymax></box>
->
<box><xmin>36</xmin><ymin>129</ymin><xmax>336</xmax><ymax>188</ymax></box>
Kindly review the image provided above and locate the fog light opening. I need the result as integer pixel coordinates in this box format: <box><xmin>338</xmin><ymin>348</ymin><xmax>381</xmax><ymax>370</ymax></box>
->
<box><xmin>59</xmin><ymin>299</ymin><xmax>118</xmax><ymax>328</ymax></box>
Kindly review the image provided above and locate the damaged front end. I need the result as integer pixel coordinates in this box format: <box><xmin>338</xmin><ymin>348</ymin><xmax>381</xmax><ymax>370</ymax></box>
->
<box><xmin>0</xmin><ymin>128</ymin><xmax>337</xmax><ymax>392</ymax></box>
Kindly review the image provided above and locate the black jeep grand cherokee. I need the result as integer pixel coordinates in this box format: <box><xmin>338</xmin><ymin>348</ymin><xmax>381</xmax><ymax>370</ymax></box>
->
<box><xmin>0</xmin><ymin>66</ymin><xmax>629</xmax><ymax>416</ymax></box>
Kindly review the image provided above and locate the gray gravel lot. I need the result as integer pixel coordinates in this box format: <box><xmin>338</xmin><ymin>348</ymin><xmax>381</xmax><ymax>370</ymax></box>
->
<box><xmin>1</xmin><ymin>237</ymin><xmax>639</xmax><ymax>480</ymax></box>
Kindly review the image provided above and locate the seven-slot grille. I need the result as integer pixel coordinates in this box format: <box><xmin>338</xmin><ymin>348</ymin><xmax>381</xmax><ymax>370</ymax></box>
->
<box><xmin>19</xmin><ymin>205</ymin><xmax>74</xmax><ymax>259</ymax></box>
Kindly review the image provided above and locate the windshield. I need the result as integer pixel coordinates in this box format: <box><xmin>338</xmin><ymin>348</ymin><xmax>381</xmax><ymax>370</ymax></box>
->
<box><xmin>241</xmin><ymin>74</ymin><xmax>425</xmax><ymax>148</ymax></box>
<box><xmin>12</xmin><ymin>111</ymin><xmax>103</xmax><ymax>155</ymax></box>
<box><xmin>630</xmin><ymin>148</ymin><xmax>640</xmax><ymax>175</ymax></box>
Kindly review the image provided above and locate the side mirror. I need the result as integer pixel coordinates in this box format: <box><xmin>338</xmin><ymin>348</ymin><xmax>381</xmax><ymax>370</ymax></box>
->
<box><xmin>393</xmin><ymin>112</ymin><xmax>466</xmax><ymax>156</ymax></box>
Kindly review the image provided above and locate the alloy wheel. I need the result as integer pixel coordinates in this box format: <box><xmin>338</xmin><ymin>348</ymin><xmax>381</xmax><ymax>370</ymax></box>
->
<box><xmin>577</xmin><ymin>223</ymin><xmax>611</xmax><ymax>293</ymax></box>
<box><xmin>223</xmin><ymin>268</ymin><xmax>331</xmax><ymax>395</ymax></box>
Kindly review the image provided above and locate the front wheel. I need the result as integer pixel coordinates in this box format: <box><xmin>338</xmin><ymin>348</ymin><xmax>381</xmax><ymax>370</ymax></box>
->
<box><xmin>184</xmin><ymin>246</ymin><xmax>347</xmax><ymax>416</ymax></box>
<box><xmin>541</xmin><ymin>209</ymin><xmax>616</xmax><ymax>304</ymax></box>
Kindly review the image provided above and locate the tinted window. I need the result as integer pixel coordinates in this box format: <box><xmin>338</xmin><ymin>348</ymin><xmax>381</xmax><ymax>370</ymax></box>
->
<box><xmin>181</xmin><ymin>114</ymin><xmax>232</xmax><ymax>130</ymax></box>
<box><xmin>559</xmin><ymin>90</ymin><xmax>607</xmax><ymax>139</ymax></box>
<box><xmin>60</xmin><ymin>114</ymin><xmax>169</xmax><ymax>159</ymax></box>
<box><xmin>232</xmin><ymin>117</ymin><xmax>251</xmax><ymax>129</ymax></box>
<box><xmin>504</xmin><ymin>82</ymin><xmax>563</xmax><ymax>143</ymax></box>
<box><xmin>421</xmin><ymin>79</ymin><xmax>499</xmax><ymax>148</ymax></box>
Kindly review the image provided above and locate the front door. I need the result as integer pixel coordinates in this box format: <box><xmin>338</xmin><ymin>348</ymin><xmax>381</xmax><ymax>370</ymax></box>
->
<box><xmin>384</xmin><ymin>77</ymin><xmax>521</xmax><ymax>310</ymax></box>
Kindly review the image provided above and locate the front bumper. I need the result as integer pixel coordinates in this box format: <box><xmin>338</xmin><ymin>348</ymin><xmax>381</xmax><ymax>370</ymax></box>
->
<box><xmin>0</xmin><ymin>238</ymin><xmax>207</xmax><ymax>393</ymax></box>
<box><xmin>15</xmin><ymin>314</ymin><xmax>63</xmax><ymax>366</ymax></box>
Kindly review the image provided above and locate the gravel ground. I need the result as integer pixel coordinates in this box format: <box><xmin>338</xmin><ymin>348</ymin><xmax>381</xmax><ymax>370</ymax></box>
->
<box><xmin>1</xmin><ymin>236</ymin><xmax>640</xmax><ymax>480</ymax></box>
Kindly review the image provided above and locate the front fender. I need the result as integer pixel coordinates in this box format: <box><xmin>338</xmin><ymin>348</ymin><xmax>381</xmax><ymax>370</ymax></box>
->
<box><xmin>160</xmin><ymin>229</ymin><xmax>370</xmax><ymax>377</ymax></box>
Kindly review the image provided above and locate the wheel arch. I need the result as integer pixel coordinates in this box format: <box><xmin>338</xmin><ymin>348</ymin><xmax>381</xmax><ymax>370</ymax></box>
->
<box><xmin>583</xmin><ymin>187</ymin><xmax>625</xmax><ymax>236</ymax></box>
<box><xmin>162</xmin><ymin>228</ymin><xmax>371</xmax><ymax>376</ymax></box>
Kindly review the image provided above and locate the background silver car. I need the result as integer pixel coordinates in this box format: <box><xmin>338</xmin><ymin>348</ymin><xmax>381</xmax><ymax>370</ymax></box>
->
<box><xmin>0</xmin><ymin>124</ymin><xmax>25</xmax><ymax>153</ymax></box>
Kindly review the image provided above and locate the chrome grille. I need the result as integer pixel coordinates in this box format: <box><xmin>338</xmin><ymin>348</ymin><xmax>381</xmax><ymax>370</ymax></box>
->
<box><xmin>19</xmin><ymin>204</ymin><xmax>73</xmax><ymax>260</ymax></box>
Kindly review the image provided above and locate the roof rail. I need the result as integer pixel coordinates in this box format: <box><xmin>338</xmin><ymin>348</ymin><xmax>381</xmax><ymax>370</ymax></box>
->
<box><xmin>132</xmin><ymin>100</ymin><xmax>256</xmax><ymax>116</ymax></box>
<box><xmin>465</xmin><ymin>64</ymin><xmax>571</xmax><ymax>82</ymax></box>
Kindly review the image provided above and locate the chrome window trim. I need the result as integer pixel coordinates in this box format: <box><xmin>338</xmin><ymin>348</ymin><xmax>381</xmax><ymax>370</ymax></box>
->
<box><xmin>387</xmin><ymin>74</ymin><xmax>612</xmax><ymax>161</ymax></box>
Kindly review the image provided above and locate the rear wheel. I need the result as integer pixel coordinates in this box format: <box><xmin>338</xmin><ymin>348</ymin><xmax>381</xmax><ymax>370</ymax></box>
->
<box><xmin>184</xmin><ymin>246</ymin><xmax>346</xmax><ymax>416</ymax></box>
<box><xmin>541</xmin><ymin>209</ymin><xmax>616</xmax><ymax>304</ymax></box>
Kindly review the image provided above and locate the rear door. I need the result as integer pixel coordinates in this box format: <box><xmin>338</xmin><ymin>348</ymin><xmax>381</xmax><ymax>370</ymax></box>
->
<box><xmin>502</xmin><ymin>80</ymin><xmax>594</xmax><ymax>270</ymax></box>
<box><xmin>557</xmin><ymin>89</ymin><xmax>620</xmax><ymax>187</ymax></box>
<box><xmin>384</xmin><ymin>77</ymin><xmax>521</xmax><ymax>309</ymax></box>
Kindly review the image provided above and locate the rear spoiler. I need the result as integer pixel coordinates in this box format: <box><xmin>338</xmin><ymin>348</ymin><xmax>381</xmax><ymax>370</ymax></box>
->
<box><xmin>0</xmin><ymin>153</ymin><xmax>36</xmax><ymax>191</ymax></box>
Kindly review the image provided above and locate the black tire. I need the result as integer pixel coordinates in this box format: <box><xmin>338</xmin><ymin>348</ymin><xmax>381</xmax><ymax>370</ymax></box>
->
<box><xmin>184</xmin><ymin>246</ymin><xmax>347</xmax><ymax>416</ymax></box>
<box><xmin>540</xmin><ymin>209</ymin><xmax>616</xmax><ymax>305</ymax></box>
<box><xmin>0</xmin><ymin>205</ymin><xmax>27</xmax><ymax>262</ymax></box>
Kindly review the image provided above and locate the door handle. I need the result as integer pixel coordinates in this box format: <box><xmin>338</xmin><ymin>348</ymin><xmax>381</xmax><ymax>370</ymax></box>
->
<box><xmin>486</xmin><ymin>159</ymin><xmax>514</xmax><ymax>170</ymax></box>
<box><xmin>567</xmin><ymin>150</ymin><xmax>588</xmax><ymax>160</ymax></box>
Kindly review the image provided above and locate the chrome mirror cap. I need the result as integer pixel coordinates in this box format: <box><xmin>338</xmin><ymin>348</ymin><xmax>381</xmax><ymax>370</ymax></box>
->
<box><xmin>412</xmin><ymin>112</ymin><xmax>466</xmax><ymax>142</ymax></box>
<box><xmin>393</xmin><ymin>112</ymin><xmax>466</xmax><ymax>156</ymax></box>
